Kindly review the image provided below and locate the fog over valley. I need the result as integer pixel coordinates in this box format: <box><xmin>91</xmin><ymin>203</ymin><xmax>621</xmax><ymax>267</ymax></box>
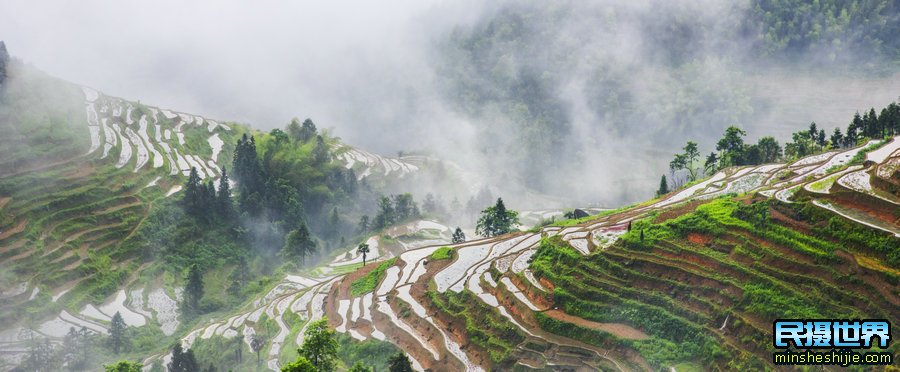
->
<box><xmin>3</xmin><ymin>0</ymin><xmax>898</xmax><ymax>206</ymax></box>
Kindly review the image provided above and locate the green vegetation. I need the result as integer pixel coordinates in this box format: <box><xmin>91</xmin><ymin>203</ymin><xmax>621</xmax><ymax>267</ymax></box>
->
<box><xmin>663</xmin><ymin>100</ymin><xmax>900</xmax><ymax>195</ymax></box>
<box><xmin>427</xmin><ymin>289</ymin><xmax>525</xmax><ymax>367</ymax></box>
<box><xmin>350</xmin><ymin>258</ymin><xmax>397</xmax><ymax>297</ymax></box>
<box><xmin>335</xmin><ymin>333</ymin><xmax>403</xmax><ymax>371</ymax></box>
<box><xmin>475</xmin><ymin>198</ymin><xmax>520</xmax><ymax>237</ymax></box>
<box><xmin>103</xmin><ymin>360</ymin><xmax>142</xmax><ymax>372</ymax></box>
<box><xmin>528</xmin><ymin>194</ymin><xmax>898</xmax><ymax>368</ymax></box>
<box><xmin>747</xmin><ymin>0</ymin><xmax>900</xmax><ymax>64</ymax></box>
<box><xmin>430</xmin><ymin>246</ymin><xmax>454</xmax><ymax>260</ymax></box>
<box><xmin>387</xmin><ymin>352</ymin><xmax>413</xmax><ymax>372</ymax></box>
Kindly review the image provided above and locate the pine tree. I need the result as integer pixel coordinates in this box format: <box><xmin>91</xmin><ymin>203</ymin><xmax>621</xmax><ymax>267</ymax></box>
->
<box><xmin>233</xmin><ymin>134</ymin><xmax>263</xmax><ymax>198</ymax></box>
<box><xmin>845</xmin><ymin>122</ymin><xmax>859</xmax><ymax>147</ymax></box>
<box><xmin>282</xmin><ymin>223</ymin><xmax>317</xmax><ymax>264</ymax></box>
<box><xmin>183</xmin><ymin>167</ymin><xmax>202</xmax><ymax>216</ymax></box>
<box><xmin>217</xmin><ymin>166</ymin><xmax>232</xmax><ymax>218</ymax></box>
<box><xmin>656</xmin><ymin>175</ymin><xmax>669</xmax><ymax>197</ymax></box>
<box><xmin>183</xmin><ymin>264</ymin><xmax>204</xmax><ymax>317</ymax></box>
<box><xmin>204</xmin><ymin>180</ymin><xmax>216</xmax><ymax>217</ymax></box>
<box><xmin>830</xmin><ymin>128</ymin><xmax>844</xmax><ymax>149</ymax></box>
<box><xmin>108</xmin><ymin>312</ymin><xmax>127</xmax><ymax>354</ymax></box>
<box><xmin>374</xmin><ymin>196</ymin><xmax>394</xmax><ymax>229</ymax></box>
<box><xmin>452</xmin><ymin>227</ymin><xmax>466</xmax><ymax>244</ymax></box>
<box><xmin>169</xmin><ymin>344</ymin><xmax>199</xmax><ymax>372</ymax></box>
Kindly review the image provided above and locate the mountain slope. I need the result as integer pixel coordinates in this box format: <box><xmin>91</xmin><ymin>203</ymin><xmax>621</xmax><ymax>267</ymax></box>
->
<box><xmin>0</xmin><ymin>58</ymin><xmax>442</xmax><ymax>371</ymax></box>
<box><xmin>316</xmin><ymin>138</ymin><xmax>900</xmax><ymax>370</ymax></box>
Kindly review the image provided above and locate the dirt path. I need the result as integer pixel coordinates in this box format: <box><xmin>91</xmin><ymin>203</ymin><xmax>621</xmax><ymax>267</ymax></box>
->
<box><xmin>543</xmin><ymin>311</ymin><xmax>649</xmax><ymax>341</ymax></box>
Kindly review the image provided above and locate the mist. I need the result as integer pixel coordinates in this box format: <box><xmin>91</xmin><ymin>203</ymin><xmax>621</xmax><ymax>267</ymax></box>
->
<box><xmin>2</xmin><ymin>0</ymin><xmax>898</xmax><ymax>208</ymax></box>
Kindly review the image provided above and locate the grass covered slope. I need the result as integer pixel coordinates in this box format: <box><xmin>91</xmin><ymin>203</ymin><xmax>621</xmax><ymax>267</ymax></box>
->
<box><xmin>530</xmin><ymin>196</ymin><xmax>899</xmax><ymax>369</ymax></box>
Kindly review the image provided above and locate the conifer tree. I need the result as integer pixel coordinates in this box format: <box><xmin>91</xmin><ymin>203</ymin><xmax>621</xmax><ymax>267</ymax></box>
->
<box><xmin>830</xmin><ymin>128</ymin><xmax>844</xmax><ymax>149</ymax></box>
<box><xmin>452</xmin><ymin>227</ymin><xmax>466</xmax><ymax>244</ymax></box>
<box><xmin>656</xmin><ymin>175</ymin><xmax>669</xmax><ymax>197</ymax></box>
<box><xmin>183</xmin><ymin>167</ymin><xmax>202</xmax><ymax>215</ymax></box>
<box><xmin>108</xmin><ymin>312</ymin><xmax>127</xmax><ymax>354</ymax></box>
<box><xmin>183</xmin><ymin>264</ymin><xmax>204</xmax><ymax>317</ymax></box>
<box><xmin>217</xmin><ymin>166</ymin><xmax>232</xmax><ymax>217</ymax></box>
<box><xmin>282</xmin><ymin>223</ymin><xmax>316</xmax><ymax>264</ymax></box>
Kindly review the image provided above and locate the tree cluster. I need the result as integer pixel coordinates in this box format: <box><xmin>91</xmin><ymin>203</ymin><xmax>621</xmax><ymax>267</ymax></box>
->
<box><xmin>746</xmin><ymin>0</ymin><xmax>900</xmax><ymax>64</ymax></box>
<box><xmin>361</xmin><ymin>193</ymin><xmax>421</xmax><ymax>232</ymax></box>
<box><xmin>182</xmin><ymin>166</ymin><xmax>233</xmax><ymax>223</ymax></box>
<box><xmin>660</xmin><ymin>100</ymin><xmax>900</xmax><ymax>195</ymax></box>
<box><xmin>666</xmin><ymin>127</ymin><xmax>783</xmax><ymax>189</ymax></box>
<box><xmin>228</xmin><ymin>119</ymin><xmax>360</xmax><ymax>267</ymax></box>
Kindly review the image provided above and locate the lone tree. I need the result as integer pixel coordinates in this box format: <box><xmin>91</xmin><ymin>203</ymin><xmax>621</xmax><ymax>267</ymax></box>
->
<box><xmin>356</xmin><ymin>243</ymin><xmax>370</xmax><ymax>266</ymax></box>
<box><xmin>183</xmin><ymin>264</ymin><xmax>204</xmax><ymax>317</ymax></box>
<box><xmin>451</xmin><ymin>227</ymin><xmax>466</xmax><ymax>244</ymax></box>
<box><xmin>299</xmin><ymin>318</ymin><xmax>338</xmax><ymax>371</ymax></box>
<box><xmin>475</xmin><ymin>198</ymin><xmax>520</xmax><ymax>237</ymax></box>
<box><xmin>388</xmin><ymin>352</ymin><xmax>413</xmax><ymax>372</ymax></box>
<box><xmin>656</xmin><ymin>175</ymin><xmax>669</xmax><ymax>197</ymax></box>
<box><xmin>108</xmin><ymin>311</ymin><xmax>127</xmax><ymax>354</ymax></box>
<box><xmin>282</xmin><ymin>222</ymin><xmax>317</xmax><ymax>265</ymax></box>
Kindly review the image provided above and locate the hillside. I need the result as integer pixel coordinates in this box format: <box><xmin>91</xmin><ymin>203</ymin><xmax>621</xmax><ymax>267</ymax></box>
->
<box><xmin>1</xmin><ymin>43</ymin><xmax>899</xmax><ymax>372</ymax></box>
<box><xmin>127</xmin><ymin>128</ymin><xmax>900</xmax><ymax>370</ymax></box>
<box><xmin>0</xmin><ymin>57</ymin><xmax>467</xmax><ymax>371</ymax></box>
<box><xmin>312</xmin><ymin>139</ymin><xmax>900</xmax><ymax>370</ymax></box>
